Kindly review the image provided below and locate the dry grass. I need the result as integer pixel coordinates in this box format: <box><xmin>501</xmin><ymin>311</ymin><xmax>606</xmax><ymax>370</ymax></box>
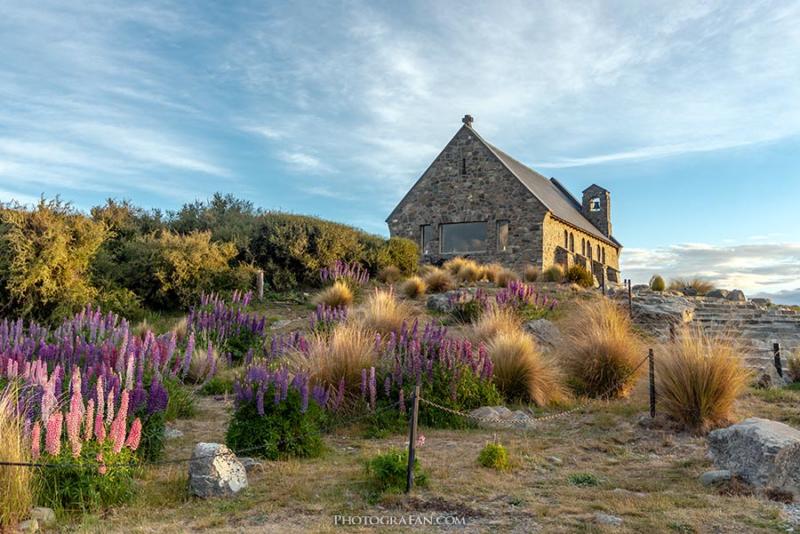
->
<box><xmin>456</xmin><ymin>261</ymin><xmax>482</xmax><ymax>283</ymax></box>
<box><xmin>656</xmin><ymin>329</ymin><xmax>750</xmax><ymax>432</ymax></box>
<box><xmin>522</xmin><ymin>264</ymin><xmax>540</xmax><ymax>282</ymax></box>
<box><xmin>170</xmin><ymin>316</ymin><xmax>189</xmax><ymax>341</ymax></box>
<box><xmin>472</xmin><ymin>306</ymin><xmax>522</xmax><ymax>343</ymax></box>
<box><xmin>356</xmin><ymin>288</ymin><xmax>412</xmax><ymax>335</ymax></box>
<box><xmin>541</xmin><ymin>264</ymin><xmax>564</xmax><ymax>283</ymax></box>
<box><xmin>423</xmin><ymin>268</ymin><xmax>455</xmax><ymax>293</ymax></box>
<box><xmin>486</xmin><ymin>331</ymin><xmax>566</xmax><ymax>405</ymax></box>
<box><xmin>494</xmin><ymin>268</ymin><xmax>519</xmax><ymax>288</ymax></box>
<box><xmin>442</xmin><ymin>257</ymin><xmax>470</xmax><ymax>275</ymax></box>
<box><xmin>377</xmin><ymin>265</ymin><xmax>402</xmax><ymax>284</ymax></box>
<box><xmin>288</xmin><ymin>323</ymin><xmax>377</xmax><ymax>402</ymax></box>
<box><xmin>559</xmin><ymin>299</ymin><xmax>644</xmax><ymax>399</ymax></box>
<box><xmin>186</xmin><ymin>345</ymin><xmax>225</xmax><ymax>384</ymax></box>
<box><xmin>313</xmin><ymin>280</ymin><xmax>354</xmax><ymax>308</ymax></box>
<box><xmin>0</xmin><ymin>385</ymin><xmax>33</xmax><ymax>528</ymax></box>
<box><xmin>399</xmin><ymin>276</ymin><xmax>427</xmax><ymax>298</ymax></box>
<box><xmin>480</xmin><ymin>263</ymin><xmax>503</xmax><ymax>284</ymax></box>
<box><xmin>669</xmin><ymin>277</ymin><xmax>715</xmax><ymax>295</ymax></box>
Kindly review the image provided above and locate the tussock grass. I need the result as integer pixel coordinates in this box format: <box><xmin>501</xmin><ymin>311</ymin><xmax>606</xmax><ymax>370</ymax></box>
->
<box><xmin>494</xmin><ymin>268</ymin><xmax>519</xmax><ymax>288</ymax></box>
<box><xmin>486</xmin><ymin>330</ymin><xmax>565</xmax><ymax>405</ymax></box>
<box><xmin>0</xmin><ymin>385</ymin><xmax>34</xmax><ymax>528</ymax></box>
<box><xmin>399</xmin><ymin>276</ymin><xmax>426</xmax><ymax>299</ymax></box>
<box><xmin>357</xmin><ymin>288</ymin><xmax>412</xmax><ymax>335</ymax></box>
<box><xmin>559</xmin><ymin>299</ymin><xmax>644</xmax><ymax>399</ymax></box>
<box><xmin>170</xmin><ymin>316</ymin><xmax>189</xmax><ymax>341</ymax></box>
<box><xmin>377</xmin><ymin>265</ymin><xmax>402</xmax><ymax>284</ymax></box>
<box><xmin>472</xmin><ymin>306</ymin><xmax>522</xmax><ymax>343</ymax></box>
<box><xmin>186</xmin><ymin>345</ymin><xmax>225</xmax><ymax>384</ymax></box>
<box><xmin>669</xmin><ymin>277</ymin><xmax>715</xmax><ymax>295</ymax></box>
<box><xmin>313</xmin><ymin>280</ymin><xmax>354</xmax><ymax>308</ymax></box>
<box><xmin>542</xmin><ymin>264</ymin><xmax>564</xmax><ymax>283</ymax></box>
<box><xmin>656</xmin><ymin>329</ymin><xmax>750</xmax><ymax>432</ymax></box>
<box><xmin>456</xmin><ymin>261</ymin><xmax>482</xmax><ymax>283</ymax></box>
<box><xmin>288</xmin><ymin>323</ymin><xmax>377</xmax><ymax>402</ymax></box>
<box><xmin>442</xmin><ymin>257</ymin><xmax>470</xmax><ymax>276</ymax></box>
<box><xmin>423</xmin><ymin>268</ymin><xmax>455</xmax><ymax>293</ymax></box>
<box><xmin>523</xmin><ymin>265</ymin><xmax>540</xmax><ymax>282</ymax></box>
<box><xmin>480</xmin><ymin>263</ymin><xmax>503</xmax><ymax>284</ymax></box>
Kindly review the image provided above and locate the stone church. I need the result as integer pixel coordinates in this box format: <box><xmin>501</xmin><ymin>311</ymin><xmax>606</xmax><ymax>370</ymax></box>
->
<box><xmin>386</xmin><ymin>115</ymin><xmax>622</xmax><ymax>284</ymax></box>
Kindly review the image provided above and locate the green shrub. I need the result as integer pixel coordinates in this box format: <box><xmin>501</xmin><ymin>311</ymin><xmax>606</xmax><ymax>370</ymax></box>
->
<box><xmin>478</xmin><ymin>442</ymin><xmax>510</xmax><ymax>471</ymax></box>
<box><xmin>565</xmin><ymin>264</ymin><xmax>594</xmax><ymax>288</ymax></box>
<box><xmin>568</xmin><ymin>472</ymin><xmax>600</xmax><ymax>487</ymax></box>
<box><xmin>163</xmin><ymin>377</ymin><xmax>196</xmax><ymax>421</ymax></box>
<box><xmin>0</xmin><ymin>199</ymin><xmax>109</xmax><ymax>323</ymax></box>
<box><xmin>418</xmin><ymin>364</ymin><xmax>502</xmax><ymax>429</ymax></box>
<box><xmin>650</xmin><ymin>275</ymin><xmax>666</xmax><ymax>292</ymax></box>
<box><xmin>95</xmin><ymin>287</ymin><xmax>147</xmax><ymax>322</ymax></box>
<box><xmin>377</xmin><ymin>237</ymin><xmax>419</xmax><ymax>275</ymax></box>
<box><xmin>36</xmin><ymin>442</ymin><xmax>137</xmax><ymax>513</ymax></box>
<box><xmin>136</xmin><ymin>410</ymin><xmax>166</xmax><ymax>462</ymax></box>
<box><xmin>541</xmin><ymin>265</ymin><xmax>564</xmax><ymax>283</ymax></box>
<box><xmin>360</xmin><ymin>400</ymin><xmax>408</xmax><ymax>439</ymax></box>
<box><xmin>200</xmin><ymin>375</ymin><xmax>234</xmax><ymax>396</ymax></box>
<box><xmin>226</xmin><ymin>386</ymin><xmax>325</xmax><ymax>460</ymax></box>
<box><xmin>168</xmin><ymin>193</ymin><xmax>259</xmax><ymax>257</ymax></box>
<box><xmin>364</xmin><ymin>449</ymin><xmax>428</xmax><ymax>499</ymax></box>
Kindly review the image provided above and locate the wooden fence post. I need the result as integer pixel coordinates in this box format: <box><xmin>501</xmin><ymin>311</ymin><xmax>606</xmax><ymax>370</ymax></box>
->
<box><xmin>406</xmin><ymin>383</ymin><xmax>421</xmax><ymax>493</ymax></box>
<box><xmin>774</xmin><ymin>342</ymin><xmax>783</xmax><ymax>378</ymax></box>
<box><xmin>648</xmin><ymin>348</ymin><xmax>656</xmax><ymax>418</ymax></box>
<box><xmin>256</xmin><ymin>270</ymin><xmax>264</xmax><ymax>301</ymax></box>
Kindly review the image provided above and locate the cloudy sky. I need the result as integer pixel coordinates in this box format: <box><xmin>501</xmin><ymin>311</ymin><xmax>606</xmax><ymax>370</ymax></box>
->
<box><xmin>1</xmin><ymin>1</ymin><xmax>799</xmax><ymax>301</ymax></box>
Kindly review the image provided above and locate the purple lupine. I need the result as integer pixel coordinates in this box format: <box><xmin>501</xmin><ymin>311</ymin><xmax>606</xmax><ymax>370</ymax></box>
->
<box><xmin>360</xmin><ymin>368</ymin><xmax>367</xmax><ymax>400</ymax></box>
<box><xmin>368</xmin><ymin>367</ymin><xmax>376</xmax><ymax>410</ymax></box>
<box><xmin>181</xmin><ymin>333</ymin><xmax>195</xmax><ymax>377</ymax></box>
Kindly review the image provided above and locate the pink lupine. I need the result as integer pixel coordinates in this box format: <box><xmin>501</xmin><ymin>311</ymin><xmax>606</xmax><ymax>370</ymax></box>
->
<box><xmin>105</xmin><ymin>388</ymin><xmax>115</xmax><ymax>426</ymax></box>
<box><xmin>45</xmin><ymin>412</ymin><xmax>63</xmax><ymax>456</ymax></box>
<box><xmin>125</xmin><ymin>352</ymin><xmax>135</xmax><ymax>391</ymax></box>
<box><xmin>66</xmin><ymin>408</ymin><xmax>82</xmax><ymax>458</ymax></box>
<box><xmin>94</xmin><ymin>410</ymin><xmax>106</xmax><ymax>442</ymax></box>
<box><xmin>117</xmin><ymin>389</ymin><xmax>129</xmax><ymax>421</ymax></box>
<box><xmin>31</xmin><ymin>421</ymin><xmax>41</xmax><ymax>460</ymax></box>
<box><xmin>40</xmin><ymin>375</ymin><xmax>57</xmax><ymax>424</ymax></box>
<box><xmin>125</xmin><ymin>418</ymin><xmax>142</xmax><ymax>451</ymax></box>
<box><xmin>109</xmin><ymin>415</ymin><xmax>126</xmax><ymax>454</ymax></box>
<box><xmin>84</xmin><ymin>399</ymin><xmax>95</xmax><ymax>442</ymax></box>
<box><xmin>96</xmin><ymin>376</ymin><xmax>105</xmax><ymax>422</ymax></box>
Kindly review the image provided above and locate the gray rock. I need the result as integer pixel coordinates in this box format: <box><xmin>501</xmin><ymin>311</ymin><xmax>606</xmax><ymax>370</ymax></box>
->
<box><xmin>726</xmin><ymin>289</ymin><xmax>746</xmax><ymax>302</ymax></box>
<box><xmin>682</xmin><ymin>287</ymin><xmax>698</xmax><ymax>296</ymax></box>
<box><xmin>188</xmin><ymin>443</ymin><xmax>248</xmax><ymax>498</ymax></box>
<box><xmin>699</xmin><ymin>470</ymin><xmax>732</xmax><ymax>486</ymax></box>
<box><xmin>492</xmin><ymin>406</ymin><xmax>514</xmax><ymax>418</ymax></box>
<box><xmin>17</xmin><ymin>519</ymin><xmax>38</xmax><ymax>533</ymax></box>
<box><xmin>237</xmin><ymin>456</ymin><xmax>263</xmax><ymax>473</ymax></box>
<box><xmin>706</xmin><ymin>289</ymin><xmax>730</xmax><ymax>299</ymax></box>
<box><xmin>29</xmin><ymin>507</ymin><xmax>55</xmax><ymax>527</ymax></box>
<box><xmin>707</xmin><ymin>418</ymin><xmax>800</xmax><ymax>496</ymax></box>
<box><xmin>631</xmin><ymin>293</ymin><xmax>695</xmax><ymax>328</ymax></box>
<box><xmin>270</xmin><ymin>319</ymin><xmax>292</xmax><ymax>330</ymax></box>
<box><xmin>594</xmin><ymin>513</ymin><xmax>623</xmax><ymax>526</ymax></box>
<box><xmin>164</xmin><ymin>427</ymin><xmax>184</xmax><ymax>440</ymax></box>
<box><xmin>426</xmin><ymin>293</ymin><xmax>453</xmax><ymax>313</ymax></box>
<box><xmin>631</xmin><ymin>284</ymin><xmax>649</xmax><ymax>292</ymax></box>
<box><xmin>523</xmin><ymin>319</ymin><xmax>562</xmax><ymax>350</ymax></box>
<box><xmin>751</xmin><ymin>298</ymin><xmax>772</xmax><ymax>306</ymax></box>
<box><xmin>470</xmin><ymin>406</ymin><xmax>500</xmax><ymax>420</ymax></box>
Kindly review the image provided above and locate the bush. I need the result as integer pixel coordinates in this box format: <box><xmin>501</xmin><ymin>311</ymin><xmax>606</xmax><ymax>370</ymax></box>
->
<box><xmin>650</xmin><ymin>275</ymin><xmax>666</xmax><ymax>292</ymax></box>
<box><xmin>442</xmin><ymin>257</ymin><xmax>470</xmax><ymax>275</ymax></box>
<box><xmin>472</xmin><ymin>306</ymin><xmax>522</xmax><ymax>343</ymax></box>
<box><xmin>565</xmin><ymin>264</ymin><xmax>594</xmax><ymax>288</ymax></box>
<box><xmin>168</xmin><ymin>193</ymin><xmax>260</xmax><ymax>256</ymax></box>
<box><xmin>456</xmin><ymin>260</ymin><xmax>482</xmax><ymax>283</ymax></box>
<box><xmin>313</xmin><ymin>280</ymin><xmax>354</xmax><ymax>308</ymax></box>
<box><xmin>136</xmin><ymin>410</ymin><xmax>166</xmax><ymax>462</ymax></box>
<box><xmin>357</xmin><ymin>289</ymin><xmax>412</xmax><ymax>335</ymax></box>
<box><xmin>542</xmin><ymin>264</ymin><xmax>564</xmax><ymax>283</ymax></box>
<box><xmin>523</xmin><ymin>264</ymin><xmax>540</xmax><ymax>282</ymax></box>
<box><xmin>423</xmin><ymin>268</ymin><xmax>454</xmax><ymax>293</ymax></box>
<box><xmin>377</xmin><ymin>265</ymin><xmax>402</xmax><ymax>284</ymax></box>
<box><xmin>226</xmin><ymin>384</ymin><xmax>325</xmax><ymax>460</ymax></box>
<box><xmin>478</xmin><ymin>442</ymin><xmax>510</xmax><ymax>471</ymax></box>
<box><xmin>288</xmin><ymin>324</ymin><xmax>376</xmax><ymax>405</ymax></box>
<box><xmin>656</xmin><ymin>330</ymin><xmax>750</xmax><ymax>431</ymax></box>
<box><xmin>480</xmin><ymin>263</ymin><xmax>503</xmax><ymax>284</ymax></box>
<box><xmin>200</xmin><ymin>374</ymin><xmax>235</xmax><ymax>395</ymax></box>
<box><xmin>0</xmin><ymin>386</ymin><xmax>33</xmax><ymax>527</ymax></box>
<box><xmin>559</xmin><ymin>299</ymin><xmax>643</xmax><ymax>399</ymax></box>
<box><xmin>95</xmin><ymin>287</ymin><xmax>146</xmax><ymax>322</ymax></box>
<box><xmin>669</xmin><ymin>277</ymin><xmax>715</xmax><ymax>295</ymax></box>
<box><xmin>250</xmin><ymin>212</ymin><xmax>375</xmax><ymax>291</ymax></box>
<box><xmin>163</xmin><ymin>377</ymin><xmax>196</xmax><ymax>421</ymax></box>
<box><xmin>787</xmin><ymin>355</ymin><xmax>800</xmax><ymax>383</ymax></box>
<box><xmin>377</xmin><ymin>237</ymin><xmax>419</xmax><ymax>275</ymax></box>
<box><xmin>364</xmin><ymin>449</ymin><xmax>428</xmax><ymax>498</ymax></box>
<box><xmin>0</xmin><ymin>199</ymin><xmax>109</xmax><ymax>322</ymax></box>
<box><xmin>494</xmin><ymin>268</ymin><xmax>519</xmax><ymax>288</ymax></box>
<box><xmin>399</xmin><ymin>276</ymin><xmax>426</xmax><ymax>298</ymax></box>
<box><xmin>486</xmin><ymin>331</ymin><xmax>565</xmax><ymax>405</ymax></box>
<box><xmin>569</xmin><ymin>472</ymin><xmax>600</xmax><ymax>487</ymax></box>
<box><xmin>448</xmin><ymin>291</ymin><xmax>486</xmax><ymax>324</ymax></box>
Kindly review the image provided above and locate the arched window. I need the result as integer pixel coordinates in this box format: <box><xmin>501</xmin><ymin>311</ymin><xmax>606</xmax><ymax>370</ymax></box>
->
<box><xmin>581</xmin><ymin>238</ymin><xmax>586</xmax><ymax>256</ymax></box>
<box><xmin>596</xmin><ymin>244</ymin><xmax>601</xmax><ymax>260</ymax></box>
<box><xmin>564</xmin><ymin>230</ymin><xmax>568</xmax><ymax>248</ymax></box>
<box><xmin>587</xmin><ymin>243</ymin><xmax>593</xmax><ymax>260</ymax></box>
<box><xmin>602</xmin><ymin>248</ymin><xmax>606</xmax><ymax>264</ymax></box>
<box><xmin>569</xmin><ymin>233</ymin><xmax>575</xmax><ymax>252</ymax></box>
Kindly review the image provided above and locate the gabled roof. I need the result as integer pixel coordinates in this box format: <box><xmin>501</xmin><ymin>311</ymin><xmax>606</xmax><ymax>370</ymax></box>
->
<box><xmin>469</xmin><ymin>127</ymin><xmax>620</xmax><ymax>248</ymax></box>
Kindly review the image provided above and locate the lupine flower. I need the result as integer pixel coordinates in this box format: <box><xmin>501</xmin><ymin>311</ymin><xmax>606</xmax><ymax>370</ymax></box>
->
<box><xmin>45</xmin><ymin>412</ymin><xmax>62</xmax><ymax>456</ymax></box>
<box><xmin>84</xmin><ymin>399</ymin><xmax>95</xmax><ymax>442</ymax></box>
<box><xmin>66</xmin><ymin>408</ymin><xmax>82</xmax><ymax>458</ymax></box>
<box><xmin>125</xmin><ymin>418</ymin><xmax>142</xmax><ymax>451</ymax></box>
<box><xmin>94</xmin><ymin>410</ymin><xmax>106</xmax><ymax>442</ymax></box>
<box><xmin>31</xmin><ymin>421</ymin><xmax>41</xmax><ymax>460</ymax></box>
<box><xmin>106</xmin><ymin>389</ymin><xmax>115</xmax><ymax>426</ymax></box>
<box><xmin>368</xmin><ymin>367</ymin><xmax>376</xmax><ymax>410</ymax></box>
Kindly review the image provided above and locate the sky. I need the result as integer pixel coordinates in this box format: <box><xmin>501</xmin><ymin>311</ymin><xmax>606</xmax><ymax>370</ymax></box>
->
<box><xmin>1</xmin><ymin>0</ymin><xmax>799</xmax><ymax>302</ymax></box>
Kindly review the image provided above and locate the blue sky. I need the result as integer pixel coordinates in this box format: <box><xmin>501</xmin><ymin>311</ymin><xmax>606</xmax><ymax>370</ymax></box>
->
<box><xmin>1</xmin><ymin>1</ymin><xmax>799</xmax><ymax>301</ymax></box>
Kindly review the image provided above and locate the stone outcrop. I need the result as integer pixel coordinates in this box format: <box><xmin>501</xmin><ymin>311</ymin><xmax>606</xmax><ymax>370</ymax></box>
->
<box><xmin>524</xmin><ymin>318</ymin><xmax>561</xmax><ymax>350</ymax></box>
<box><xmin>707</xmin><ymin>418</ymin><xmax>800</xmax><ymax>496</ymax></box>
<box><xmin>188</xmin><ymin>443</ymin><xmax>248</xmax><ymax>498</ymax></box>
<box><xmin>627</xmin><ymin>289</ymin><xmax>695</xmax><ymax>338</ymax></box>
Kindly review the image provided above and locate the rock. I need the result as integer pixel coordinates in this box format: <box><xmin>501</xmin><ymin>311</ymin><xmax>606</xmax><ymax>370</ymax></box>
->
<box><xmin>699</xmin><ymin>470</ymin><xmax>732</xmax><ymax>486</ymax></box>
<box><xmin>270</xmin><ymin>319</ymin><xmax>292</xmax><ymax>329</ymax></box>
<box><xmin>470</xmin><ymin>406</ymin><xmax>500</xmax><ymax>420</ymax></box>
<box><xmin>237</xmin><ymin>456</ymin><xmax>263</xmax><ymax>473</ymax></box>
<box><xmin>29</xmin><ymin>508</ymin><xmax>54</xmax><ymax>527</ymax></box>
<box><xmin>611</xmin><ymin>488</ymin><xmax>646</xmax><ymax>498</ymax></box>
<box><xmin>682</xmin><ymin>287</ymin><xmax>698</xmax><ymax>296</ymax></box>
<box><xmin>164</xmin><ymin>427</ymin><xmax>184</xmax><ymax>440</ymax></box>
<box><xmin>523</xmin><ymin>319</ymin><xmax>561</xmax><ymax>350</ymax></box>
<box><xmin>631</xmin><ymin>293</ymin><xmax>695</xmax><ymax>330</ymax></box>
<box><xmin>188</xmin><ymin>443</ymin><xmax>248</xmax><ymax>498</ymax></box>
<box><xmin>493</xmin><ymin>406</ymin><xmax>513</xmax><ymax>418</ymax></box>
<box><xmin>707</xmin><ymin>418</ymin><xmax>800</xmax><ymax>496</ymax></box>
<box><xmin>631</xmin><ymin>284</ymin><xmax>649</xmax><ymax>292</ymax></box>
<box><xmin>706</xmin><ymin>289</ymin><xmax>730</xmax><ymax>299</ymax></box>
<box><xmin>726</xmin><ymin>289</ymin><xmax>746</xmax><ymax>302</ymax></box>
<box><xmin>546</xmin><ymin>456</ymin><xmax>563</xmax><ymax>465</ymax></box>
<box><xmin>751</xmin><ymin>298</ymin><xmax>772</xmax><ymax>306</ymax></box>
<box><xmin>426</xmin><ymin>293</ymin><xmax>453</xmax><ymax>313</ymax></box>
<box><xmin>594</xmin><ymin>513</ymin><xmax>623</xmax><ymax>526</ymax></box>
<box><xmin>17</xmin><ymin>519</ymin><xmax>38</xmax><ymax>533</ymax></box>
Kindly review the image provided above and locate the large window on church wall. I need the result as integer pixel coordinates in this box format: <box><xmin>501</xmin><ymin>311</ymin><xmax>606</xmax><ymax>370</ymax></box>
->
<box><xmin>420</xmin><ymin>225</ymin><xmax>433</xmax><ymax>255</ymax></box>
<box><xmin>440</xmin><ymin>222</ymin><xmax>487</xmax><ymax>253</ymax></box>
<box><xmin>496</xmin><ymin>220</ymin><xmax>509</xmax><ymax>252</ymax></box>
<box><xmin>569</xmin><ymin>233</ymin><xmax>575</xmax><ymax>252</ymax></box>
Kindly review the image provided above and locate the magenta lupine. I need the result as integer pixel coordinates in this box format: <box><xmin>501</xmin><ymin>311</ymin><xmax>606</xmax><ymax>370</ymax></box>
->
<box><xmin>31</xmin><ymin>421</ymin><xmax>41</xmax><ymax>460</ymax></box>
<box><xmin>45</xmin><ymin>412</ymin><xmax>62</xmax><ymax>456</ymax></box>
<box><xmin>125</xmin><ymin>418</ymin><xmax>142</xmax><ymax>451</ymax></box>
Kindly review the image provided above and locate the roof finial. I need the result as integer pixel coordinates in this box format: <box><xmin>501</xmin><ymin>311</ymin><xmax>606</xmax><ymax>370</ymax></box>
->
<box><xmin>462</xmin><ymin>114</ymin><xmax>474</xmax><ymax>127</ymax></box>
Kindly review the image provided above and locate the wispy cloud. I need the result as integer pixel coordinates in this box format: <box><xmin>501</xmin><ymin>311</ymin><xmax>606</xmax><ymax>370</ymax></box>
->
<box><xmin>277</xmin><ymin>151</ymin><xmax>332</xmax><ymax>173</ymax></box>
